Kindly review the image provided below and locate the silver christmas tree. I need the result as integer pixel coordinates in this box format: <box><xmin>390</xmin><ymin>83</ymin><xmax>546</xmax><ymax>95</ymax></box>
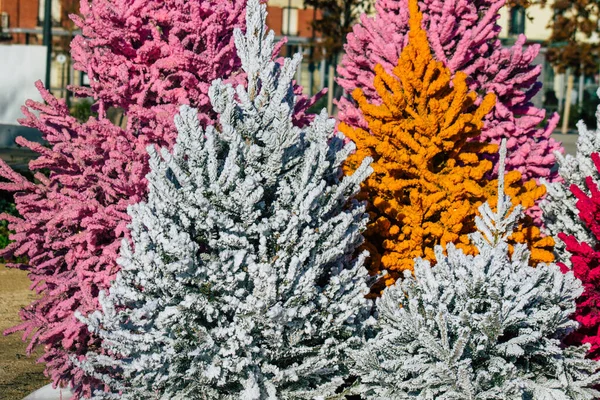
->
<box><xmin>353</xmin><ymin>142</ymin><xmax>600</xmax><ymax>399</ymax></box>
<box><xmin>76</xmin><ymin>1</ymin><xmax>374</xmax><ymax>398</ymax></box>
<box><xmin>542</xmin><ymin>91</ymin><xmax>600</xmax><ymax>263</ymax></box>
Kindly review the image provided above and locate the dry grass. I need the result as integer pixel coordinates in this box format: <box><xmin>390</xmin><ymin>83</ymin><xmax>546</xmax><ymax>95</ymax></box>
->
<box><xmin>0</xmin><ymin>265</ymin><xmax>49</xmax><ymax>400</ymax></box>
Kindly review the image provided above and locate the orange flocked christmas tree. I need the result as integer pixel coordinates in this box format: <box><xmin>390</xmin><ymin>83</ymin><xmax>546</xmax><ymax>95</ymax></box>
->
<box><xmin>341</xmin><ymin>0</ymin><xmax>554</xmax><ymax>289</ymax></box>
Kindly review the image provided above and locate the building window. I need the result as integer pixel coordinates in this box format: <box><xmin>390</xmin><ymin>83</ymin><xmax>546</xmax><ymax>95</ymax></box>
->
<box><xmin>0</xmin><ymin>12</ymin><xmax>10</xmax><ymax>40</ymax></box>
<box><xmin>282</xmin><ymin>7</ymin><xmax>298</xmax><ymax>36</ymax></box>
<box><xmin>1</xmin><ymin>12</ymin><xmax>9</xmax><ymax>30</ymax></box>
<box><xmin>509</xmin><ymin>6</ymin><xmax>526</xmax><ymax>35</ymax></box>
<box><xmin>38</xmin><ymin>0</ymin><xmax>62</xmax><ymax>27</ymax></box>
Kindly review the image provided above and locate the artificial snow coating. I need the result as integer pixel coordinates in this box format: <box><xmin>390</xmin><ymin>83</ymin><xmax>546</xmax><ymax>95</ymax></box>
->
<box><xmin>77</xmin><ymin>1</ymin><xmax>374</xmax><ymax>398</ymax></box>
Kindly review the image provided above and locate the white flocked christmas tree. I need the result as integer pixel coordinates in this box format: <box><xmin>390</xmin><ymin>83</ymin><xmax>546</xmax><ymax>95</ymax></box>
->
<box><xmin>352</xmin><ymin>141</ymin><xmax>600</xmax><ymax>399</ymax></box>
<box><xmin>542</xmin><ymin>91</ymin><xmax>600</xmax><ymax>263</ymax></box>
<box><xmin>76</xmin><ymin>0</ymin><xmax>374</xmax><ymax>398</ymax></box>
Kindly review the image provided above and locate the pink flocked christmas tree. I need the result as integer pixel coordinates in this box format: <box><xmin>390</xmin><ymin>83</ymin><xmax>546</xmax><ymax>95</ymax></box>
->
<box><xmin>0</xmin><ymin>92</ymin><xmax>149</xmax><ymax>397</ymax></box>
<box><xmin>337</xmin><ymin>0</ymin><xmax>562</xmax><ymax>218</ymax></box>
<box><xmin>557</xmin><ymin>153</ymin><xmax>600</xmax><ymax>360</ymax></box>
<box><xmin>0</xmin><ymin>1</ymin><xmax>319</xmax><ymax>397</ymax></box>
<box><xmin>69</xmin><ymin>0</ymin><xmax>317</xmax><ymax>145</ymax></box>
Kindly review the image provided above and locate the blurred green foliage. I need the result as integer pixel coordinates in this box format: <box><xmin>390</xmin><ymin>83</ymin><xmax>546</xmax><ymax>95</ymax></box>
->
<box><xmin>568</xmin><ymin>90</ymin><xmax>600</xmax><ymax>130</ymax></box>
<box><xmin>0</xmin><ymin>193</ymin><xmax>18</xmax><ymax>254</ymax></box>
<box><xmin>307</xmin><ymin>94</ymin><xmax>329</xmax><ymax>115</ymax></box>
<box><xmin>70</xmin><ymin>98</ymin><xmax>97</xmax><ymax>123</ymax></box>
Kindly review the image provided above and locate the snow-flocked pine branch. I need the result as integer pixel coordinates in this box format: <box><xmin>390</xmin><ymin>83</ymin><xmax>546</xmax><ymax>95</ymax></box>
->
<box><xmin>76</xmin><ymin>1</ymin><xmax>374</xmax><ymax>398</ymax></box>
<box><xmin>352</xmin><ymin>141</ymin><xmax>600</xmax><ymax>399</ymax></box>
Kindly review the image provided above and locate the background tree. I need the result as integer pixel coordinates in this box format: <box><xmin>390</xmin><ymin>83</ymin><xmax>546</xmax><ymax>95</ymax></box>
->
<box><xmin>302</xmin><ymin>0</ymin><xmax>372</xmax><ymax>111</ymax></box>
<box><xmin>303</xmin><ymin>0</ymin><xmax>372</xmax><ymax>59</ymax></box>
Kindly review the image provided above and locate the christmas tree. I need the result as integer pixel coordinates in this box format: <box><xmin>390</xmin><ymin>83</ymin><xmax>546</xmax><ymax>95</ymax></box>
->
<box><xmin>340</xmin><ymin>0</ymin><xmax>553</xmax><ymax>289</ymax></box>
<box><xmin>0</xmin><ymin>0</ymin><xmax>320</xmax><ymax>396</ymax></box>
<box><xmin>337</xmin><ymin>0</ymin><xmax>562</xmax><ymax>214</ymax></box>
<box><xmin>557</xmin><ymin>168</ymin><xmax>600</xmax><ymax>360</ymax></box>
<box><xmin>0</xmin><ymin>96</ymin><xmax>149</xmax><ymax>397</ymax></box>
<box><xmin>69</xmin><ymin>0</ymin><xmax>319</xmax><ymax>144</ymax></box>
<box><xmin>70</xmin><ymin>0</ymin><xmax>245</xmax><ymax>145</ymax></box>
<box><xmin>542</xmin><ymin>93</ymin><xmax>600</xmax><ymax>360</ymax></box>
<box><xmin>77</xmin><ymin>0</ymin><xmax>373</xmax><ymax>398</ymax></box>
<box><xmin>542</xmin><ymin>93</ymin><xmax>600</xmax><ymax>262</ymax></box>
<box><xmin>352</xmin><ymin>141</ymin><xmax>600</xmax><ymax>399</ymax></box>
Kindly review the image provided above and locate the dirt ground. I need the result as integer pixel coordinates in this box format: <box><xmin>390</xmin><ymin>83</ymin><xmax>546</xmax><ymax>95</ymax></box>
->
<box><xmin>0</xmin><ymin>265</ymin><xmax>49</xmax><ymax>400</ymax></box>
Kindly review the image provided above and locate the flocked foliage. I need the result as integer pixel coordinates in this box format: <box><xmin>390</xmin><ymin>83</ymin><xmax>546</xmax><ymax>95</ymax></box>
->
<box><xmin>340</xmin><ymin>0</ymin><xmax>553</xmax><ymax>290</ymax></box>
<box><xmin>70</xmin><ymin>0</ymin><xmax>245</xmax><ymax>144</ymax></box>
<box><xmin>542</xmin><ymin>95</ymin><xmax>600</xmax><ymax>360</ymax></box>
<box><xmin>76</xmin><ymin>1</ymin><xmax>373</xmax><ymax>398</ymax></box>
<box><xmin>0</xmin><ymin>0</ymin><xmax>247</xmax><ymax>393</ymax></box>
<box><xmin>352</xmin><ymin>142</ymin><xmax>600</xmax><ymax>399</ymax></box>
<box><xmin>0</xmin><ymin>0</ymin><xmax>322</xmax><ymax>396</ymax></box>
<box><xmin>542</xmin><ymin>94</ymin><xmax>600</xmax><ymax>262</ymax></box>
<box><xmin>558</xmin><ymin>159</ymin><xmax>600</xmax><ymax>360</ymax></box>
<box><xmin>70</xmin><ymin>0</ymin><xmax>318</xmax><ymax>144</ymax></box>
<box><xmin>0</xmin><ymin>95</ymin><xmax>149</xmax><ymax>397</ymax></box>
<box><xmin>337</xmin><ymin>0</ymin><xmax>562</xmax><ymax>210</ymax></box>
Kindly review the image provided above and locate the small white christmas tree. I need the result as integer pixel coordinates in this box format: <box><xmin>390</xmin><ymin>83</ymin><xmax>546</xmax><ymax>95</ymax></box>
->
<box><xmin>76</xmin><ymin>0</ymin><xmax>374</xmax><ymax>398</ymax></box>
<box><xmin>352</xmin><ymin>142</ymin><xmax>600</xmax><ymax>399</ymax></box>
<box><xmin>542</xmin><ymin>92</ymin><xmax>600</xmax><ymax>262</ymax></box>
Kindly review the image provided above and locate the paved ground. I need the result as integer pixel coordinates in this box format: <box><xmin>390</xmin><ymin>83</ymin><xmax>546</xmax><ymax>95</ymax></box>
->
<box><xmin>552</xmin><ymin>132</ymin><xmax>578</xmax><ymax>156</ymax></box>
<box><xmin>22</xmin><ymin>384</ymin><xmax>72</xmax><ymax>400</ymax></box>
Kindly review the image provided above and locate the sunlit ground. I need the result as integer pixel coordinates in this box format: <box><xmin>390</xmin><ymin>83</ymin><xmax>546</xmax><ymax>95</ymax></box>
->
<box><xmin>0</xmin><ymin>265</ymin><xmax>48</xmax><ymax>400</ymax></box>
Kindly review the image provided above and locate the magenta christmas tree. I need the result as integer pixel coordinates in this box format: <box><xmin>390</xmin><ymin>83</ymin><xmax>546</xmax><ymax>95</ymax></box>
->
<box><xmin>68</xmin><ymin>0</ymin><xmax>245</xmax><ymax>146</ymax></box>
<box><xmin>69</xmin><ymin>0</ymin><xmax>317</xmax><ymax>145</ymax></box>
<box><xmin>0</xmin><ymin>87</ymin><xmax>149</xmax><ymax>397</ymax></box>
<box><xmin>556</xmin><ymin>153</ymin><xmax>600</xmax><ymax>360</ymax></box>
<box><xmin>337</xmin><ymin>0</ymin><xmax>562</xmax><ymax>200</ymax></box>
<box><xmin>0</xmin><ymin>0</ymin><xmax>319</xmax><ymax>397</ymax></box>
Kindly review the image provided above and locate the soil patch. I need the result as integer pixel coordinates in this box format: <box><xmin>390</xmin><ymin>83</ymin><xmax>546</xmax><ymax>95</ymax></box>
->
<box><xmin>0</xmin><ymin>265</ymin><xmax>49</xmax><ymax>400</ymax></box>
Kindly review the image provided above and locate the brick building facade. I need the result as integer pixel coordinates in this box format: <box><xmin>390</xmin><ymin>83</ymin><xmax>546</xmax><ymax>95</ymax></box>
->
<box><xmin>0</xmin><ymin>0</ymin><xmax>76</xmax><ymax>44</ymax></box>
<box><xmin>0</xmin><ymin>0</ymin><xmax>40</xmax><ymax>43</ymax></box>
<box><xmin>265</xmin><ymin>0</ymin><xmax>325</xmax><ymax>96</ymax></box>
<box><xmin>266</xmin><ymin>3</ymin><xmax>321</xmax><ymax>39</ymax></box>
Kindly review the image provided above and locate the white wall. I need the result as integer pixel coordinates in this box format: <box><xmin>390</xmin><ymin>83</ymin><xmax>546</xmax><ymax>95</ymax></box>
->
<box><xmin>525</xmin><ymin>6</ymin><xmax>555</xmax><ymax>41</ymax></box>
<box><xmin>498</xmin><ymin>2</ymin><xmax>598</xmax><ymax>43</ymax></box>
<box><xmin>0</xmin><ymin>45</ymin><xmax>46</xmax><ymax>125</ymax></box>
